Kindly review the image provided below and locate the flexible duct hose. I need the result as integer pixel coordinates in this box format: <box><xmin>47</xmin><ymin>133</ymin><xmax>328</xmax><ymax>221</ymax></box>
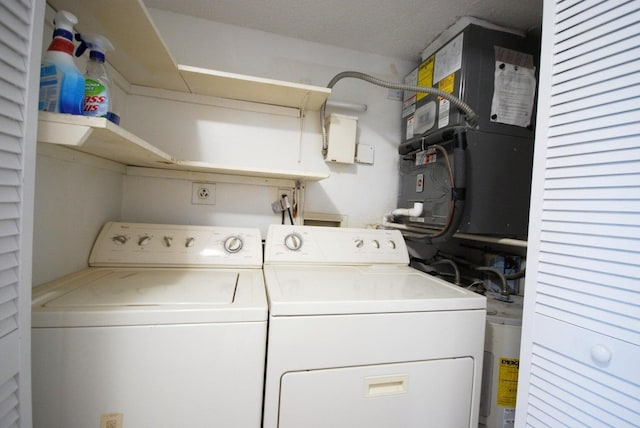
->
<box><xmin>321</xmin><ymin>71</ymin><xmax>478</xmax><ymax>156</ymax></box>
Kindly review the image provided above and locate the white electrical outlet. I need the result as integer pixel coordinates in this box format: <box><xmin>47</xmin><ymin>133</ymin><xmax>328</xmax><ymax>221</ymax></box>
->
<box><xmin>192</xmin><ymin>182</ymin><xmax>216</xmax><ymax>205</ymax></box>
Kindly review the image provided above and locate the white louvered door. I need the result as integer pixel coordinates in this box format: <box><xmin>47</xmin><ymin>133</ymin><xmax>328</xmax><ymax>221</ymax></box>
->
<box><xmin>0</xmin><ymin>0</ymin><xmax>44</xmax><ymax>427</ymax></box>
<box><xmin>516</xmin><ymin>1</ymin><xmax>640</xmax><ymax>427</ymax></box>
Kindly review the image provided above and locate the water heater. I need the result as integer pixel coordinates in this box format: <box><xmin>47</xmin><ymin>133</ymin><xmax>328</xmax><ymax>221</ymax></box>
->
<box><xmin>480</xmin><ymin>296</ymin><xmax>523</xmax><ymax>428</ymax></box>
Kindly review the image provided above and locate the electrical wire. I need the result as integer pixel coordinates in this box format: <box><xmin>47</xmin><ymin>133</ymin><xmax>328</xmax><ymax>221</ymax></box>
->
<box><xmin>286</xmin><ymin>207</ymin><xmax>294</xmax><ymax>225</ymax></box>
<box><xmin>320</xmin><ymin>70</ymin><xmax>478</xmax><ymax>157</ymax></box>
<box><xmin>426</xmin><ymin>144</ymin><xmax>454</xmax><ymax>239</ymax></box>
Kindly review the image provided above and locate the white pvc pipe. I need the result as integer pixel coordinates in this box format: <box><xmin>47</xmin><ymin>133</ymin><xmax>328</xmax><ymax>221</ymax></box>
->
<box><xmin>391</xmin><ymin>202</ymin><xmax>423</xmax><ymax>217</ymax></box>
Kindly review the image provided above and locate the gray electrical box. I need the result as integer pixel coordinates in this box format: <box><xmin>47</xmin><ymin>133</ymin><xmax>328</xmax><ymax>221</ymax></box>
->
<box><xmin>398</xmin><ymin>22</ymin><xmax>539</xmax><ymax>238</ymax></box>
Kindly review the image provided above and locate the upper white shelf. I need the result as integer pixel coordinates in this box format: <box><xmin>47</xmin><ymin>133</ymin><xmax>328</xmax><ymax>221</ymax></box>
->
<box><xmin>46</xmin><ymin>0</ymin><xmax>331</xmax><ymax>110</ymax></box>
<box><xmin>178</xmin><ymin>65</ymin><xmax>331</xmax><ymax>111</ymax></box>
<box><xmin>37</xmin><ymin>112</ymin><xmax>329</xmax><ymax>181</ymax></box>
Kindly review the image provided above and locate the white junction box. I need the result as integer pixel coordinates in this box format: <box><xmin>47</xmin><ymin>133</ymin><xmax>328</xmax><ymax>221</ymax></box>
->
<box><xmin>325</xmin><ymin>113</ymin><xmax>357</xmax><ymax>164</ymax></box>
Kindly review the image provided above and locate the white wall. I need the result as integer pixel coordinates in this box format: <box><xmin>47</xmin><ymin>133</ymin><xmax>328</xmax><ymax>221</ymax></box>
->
<box><xmin>122</xmin><ymin>9</ymin><xmax>415</xmax><ymax>229</ymax></box>
<box><xmin>33</xmin><ymin>146</ymin><xmax>124</xmax><ymax>286</ymax></box>
<box><xmin>32</xmin><ymin>7</ymin><xmax>416</xmax><ymax>285</ymax></box>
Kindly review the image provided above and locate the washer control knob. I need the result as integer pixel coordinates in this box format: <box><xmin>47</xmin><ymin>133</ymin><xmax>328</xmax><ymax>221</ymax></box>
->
<box><xmin>388</xmin><ymin>240</ymin><xmax>397</xmax><ymax>250</ymax></box>
<box><xmin>372</xmin><ymin>239</ymin><xmax>380</xmax><ymax>249</ymax></box>
<box><xmin>138</xmin><ymin>236</ymin><xmax>151</xmax><ymax>246</ymax></box>
<box><xmin>164</xmin><ymin>236</ymin><xmax>173</xmax><ymax>247</ymax></box>
<box><xmin>112</xmin><ymin>235</ymin><xmax>127</xmax><ymax>245</ymax></box>
<box><xmin>185</xmin><ymin>237</ymin><xmax>196</xmax><ymax>248</ymax></box>
<box><xmin>284</xmin><ymin>232</ymin><xmax>303</xmax><ymax>251</ymax></box>
<box><xmin>224</xmin><ymin>236</ymin><xmax>244</xmax><ymax>253</ymax></box>
<box><xmin>355</xmin><ymin>239</ymin><xmax>364</xmax><ymax>248</ymax></box>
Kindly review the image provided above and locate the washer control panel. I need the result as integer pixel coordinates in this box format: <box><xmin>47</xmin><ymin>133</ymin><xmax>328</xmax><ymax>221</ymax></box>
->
<box><xmin>89</xmin><ymin>222</ymin><xmax>262</xmax><ymax>267</ymax></box>
<box><xmin>265</xmin><ymin>225</ymin><xmax>409</xmax><ymax>265</ymax></box>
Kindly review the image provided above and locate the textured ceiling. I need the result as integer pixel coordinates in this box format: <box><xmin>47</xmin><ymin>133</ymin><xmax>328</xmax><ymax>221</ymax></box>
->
<box><xmin>143</xmin><ymin>0</ymin><xmax>543</xmax><ymax>62</ymax></box>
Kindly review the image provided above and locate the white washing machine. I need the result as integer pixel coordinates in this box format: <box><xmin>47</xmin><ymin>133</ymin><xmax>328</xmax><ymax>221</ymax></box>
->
<box><xmin>32</xmin><ymin>222</ymin><xmax>267</xmax><ymax>428</ymax></box>
<box><xmin>262</xmin><ymin>225</ymin><xmax>487</xmax><ymax>428</ymax></box>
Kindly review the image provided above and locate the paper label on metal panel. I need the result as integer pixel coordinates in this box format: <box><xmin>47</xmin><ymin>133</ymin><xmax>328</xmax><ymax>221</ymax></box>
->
<box><xmin>403</xmin><ymin>67</ymin><xmax>418</xmax><ymax>112</ymax></box>
<box><xmin>415</xmin><ymin>148</ymin><xmax>437</xmax><ymax>166</ymax></box>
<box><xmin>502</xmin><ymin>408</ymin><xmax>515</xmax><ymax>428</ymax></box>
<box><xmin>490</xmin><ymin>47</ymin><xmax>537</xmax><ymax>127</ymax></box>
<box><xmin>433</xmin><ymin>33</ymin><xmax>463</xmax><ymax>84</ymax></box>
<box><xmin>497</xmin><ymin>357</ymin><xmax>519</xmax><ymax>407</ymax></box>
<box><xmin>406</xmin><ymin>115</ymin><xmax>414</xmax><ymax>139</ymax></box>
<box><xmin>417</xmin><ymin>56</ymin><xmax>434</xmax><ymax>101</ymax></box>
<box><xmin>402</xmin><ymin>103</ymin><xmax>416</xmax><ymax>118</ymax></box>
<box><xmin>438</xmin><ymin>73</ymin><xmax>455</xmax><ymax>94</ymax></box>
<box><xmin>438</xmin><ymin>98</ymin><xmax>450</xmax><ymax>128</ymax></box>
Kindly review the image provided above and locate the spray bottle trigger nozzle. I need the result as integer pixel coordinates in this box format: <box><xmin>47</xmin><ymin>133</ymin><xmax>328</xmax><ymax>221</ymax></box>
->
<box><xmin>74</xmin><ymin>33</ymin><xmax>88</xmax><ymax>57</ymax></box>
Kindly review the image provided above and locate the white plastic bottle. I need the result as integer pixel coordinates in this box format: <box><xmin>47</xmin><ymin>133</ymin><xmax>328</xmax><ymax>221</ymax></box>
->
<box><xmin>78</xmin><ymin>34</ymin><xmax>118</xmax><ymax>124</ymax></box>
<box><xmin>39</xmin><ymin>10</ymin><xmax>85</xmax><ymax>115</ymax></box>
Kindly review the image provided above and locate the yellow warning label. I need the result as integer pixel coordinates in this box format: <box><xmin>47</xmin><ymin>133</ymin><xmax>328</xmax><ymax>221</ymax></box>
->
<box><xmin>416</xmin><ymin>56</ymin><xmax>434</xmax><ymax>101</ymax></box>
<box><xmin>497</xmin><ymin>357</ymin><xmax>519</xmax><ymax>408</ymax></box>
<box><xmin>438</xmin><ymin>73</ymin><xmax>455</xmax><ymax>94</ymax></box>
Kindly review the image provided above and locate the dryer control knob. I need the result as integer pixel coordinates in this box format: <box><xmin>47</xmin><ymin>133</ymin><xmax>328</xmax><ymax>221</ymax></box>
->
<box><xmin>387</xmin><ymin>240</ymin><xmax>397</xmax><ymax>250</ymax></box>
<box><xmin>164</xmin><ymin>236</ymin><xmax>173</xmax><ymax>247</ymax></box>
<box><xmin>112</xmin><ymin>235</ymin><xmax>127</xmax><ymax>245</ymax></box>
<box><xmin>185</xmin><ymin>237</ymin><xmax>196</xmax><ymax>248</ymax></box>
<box><xmin>138</xmin><ymin>236</ymin><xmax>151</xmax><ymax>246</ymax></box>
<box><xmin>372</xmin><ymin>239</ymin><xmax>380</xmax><ymax>249</ymax></box>
<box><xmin>284</xmin><ymin>232</ymin><xmax>303</xmax><ymax>251</ymax></box>
<box><xmin>354</xmin><ymin>239</ymin><xmax>364</xmax><ymax>248</ymax></box>
<box><xmin>224</xmin><ymin>236</ymin><xmax>244</xmax><ymax>253</ymax></box>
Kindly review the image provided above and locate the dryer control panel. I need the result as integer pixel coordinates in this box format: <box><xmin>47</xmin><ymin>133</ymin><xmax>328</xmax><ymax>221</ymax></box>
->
<box><xmin>89</xmin><ymin>222</ymin><xmax>263</xmax><ymax>267</ymax></box>
<box><xmin>265</xmin><ymin>225</ymin><xmax>409</xmax><ymax>265</ymax></box>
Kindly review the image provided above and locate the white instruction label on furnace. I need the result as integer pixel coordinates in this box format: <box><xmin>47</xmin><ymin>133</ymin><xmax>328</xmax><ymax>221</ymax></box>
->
<box><xmin>406</xmin><ymin>115</ymin><xmax>415</xmax><ymax>139</ymax></box>
<box><xmin>490</xmin><ymin>62</ymin><xmax>536</xmax><ymax>127</ymax></box>
<box><xmin>433</xmin><ymin>32</ymin><xmax>463</xmax><ymax>84</ymax></box>
<box><xmin>438</xmin><ymin>98</ymin><xmax>450</xmax><ymax>128</ymax></box>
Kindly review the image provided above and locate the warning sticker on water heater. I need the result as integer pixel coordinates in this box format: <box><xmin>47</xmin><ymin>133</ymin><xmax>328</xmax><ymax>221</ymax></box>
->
<box><xmin>497</xmin><ymin>357</ymin><xmax>519</xmax><ymax>408</ymax></box>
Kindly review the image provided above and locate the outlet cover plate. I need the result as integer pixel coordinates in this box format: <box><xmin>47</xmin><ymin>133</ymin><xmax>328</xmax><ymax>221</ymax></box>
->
<box><xmin>192</xmin><ymin>182</ymin><xmax>216</xmax><ymax>205</ymax></box>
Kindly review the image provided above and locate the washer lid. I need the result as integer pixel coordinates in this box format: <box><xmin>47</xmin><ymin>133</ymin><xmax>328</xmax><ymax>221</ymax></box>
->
<box><xmin>32</xmin><ymin>268</ymin><xmax>267</xmax><ymax>327</ymax></box>
<box><xmin>44</xmin><ymin>270</ymin><xmax>237</xmax><ymax>307</ymax></box>
<box><xmin>264</xmin><ymin>265</ymin><xmax>485</xmax><ymax>316</ymax></box>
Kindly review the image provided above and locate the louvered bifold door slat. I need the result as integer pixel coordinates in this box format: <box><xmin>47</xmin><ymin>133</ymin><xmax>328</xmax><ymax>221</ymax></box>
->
<box><xmin>0</xmin><ymin>0</ymin><xmax>35</xmax><ymax>427</ymax></box>
<box><xmin>519</xmin><ymin>1</ymin><xmax>640</xmax><ymax>427</ymax></box>
<box><xmin>541</xmin><ymin>0</ymin><xmax>640</xmax><ymax>348</ymax></box>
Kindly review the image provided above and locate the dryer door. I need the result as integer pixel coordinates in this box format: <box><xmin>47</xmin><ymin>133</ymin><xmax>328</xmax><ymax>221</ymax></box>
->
<box><xmin>278</xmin><ymin>357</ymin><xmax>474</xmax><ymax>428</ymax></box>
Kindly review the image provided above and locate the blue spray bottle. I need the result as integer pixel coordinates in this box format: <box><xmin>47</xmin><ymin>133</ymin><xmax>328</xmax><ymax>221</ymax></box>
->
<box><xmin>39</xmin><ymin>11</ymin><xmax>85</xmax><ymax>115</ymax></box>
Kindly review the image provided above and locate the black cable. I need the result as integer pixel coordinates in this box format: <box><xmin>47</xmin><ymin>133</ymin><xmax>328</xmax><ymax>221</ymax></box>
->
<box><xmin>287</xmin><ymin>207</ymin><xmax>294</xmax><ymax>225</ymax></box>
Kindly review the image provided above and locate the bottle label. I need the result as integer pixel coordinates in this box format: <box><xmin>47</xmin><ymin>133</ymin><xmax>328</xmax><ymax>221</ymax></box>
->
<box><xmin>84</xmin><ymin>79</ymin><xmax>109</xmax><ymax>117</ymax></box>
<box><xmin>39</xmin><ymin>64</ymin><xmax>60</xmax><ymax>112</ymax></box>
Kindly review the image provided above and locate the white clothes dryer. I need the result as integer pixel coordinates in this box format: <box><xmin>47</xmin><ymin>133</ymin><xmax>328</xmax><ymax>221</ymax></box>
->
<box><xmin>32</xmin><ymin>222</ymin><xmax>267</xmax><ymax>428</ymax></box>
<box><xmin>262</xmin><ymin>225</ymin><xmax>487</xmax><ymax>428</ymax></box>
